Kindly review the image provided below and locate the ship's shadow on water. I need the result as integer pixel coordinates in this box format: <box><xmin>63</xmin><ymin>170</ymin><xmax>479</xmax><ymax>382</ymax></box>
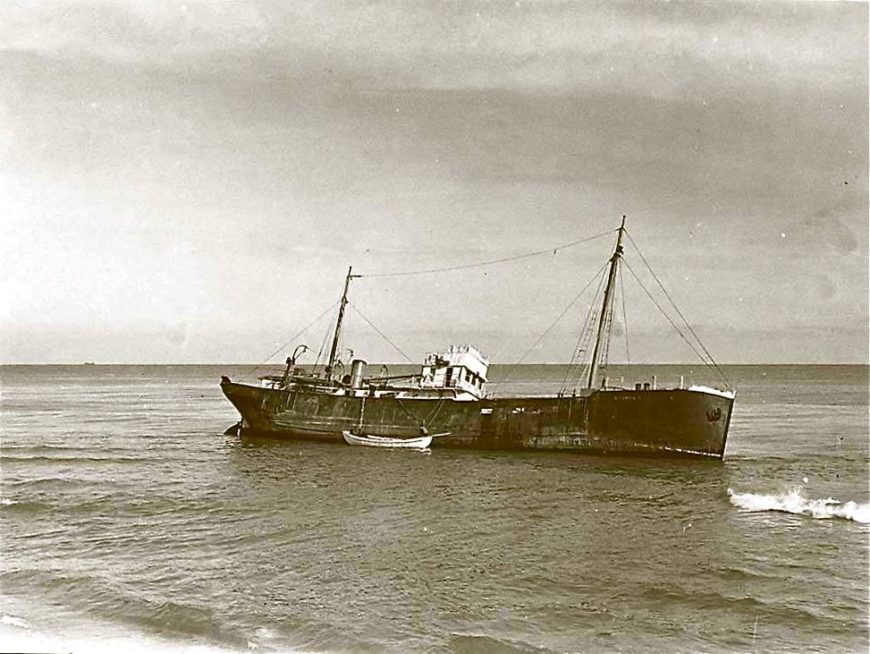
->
<box><xmin>225</xmin><ymin>431</ymin><xmax>735</xmax><ymax>520</ymax></box>
<box><xmin>230</xmin><ymin>431</ymin><xmax>727</xmax><ymax>475</ymax></box>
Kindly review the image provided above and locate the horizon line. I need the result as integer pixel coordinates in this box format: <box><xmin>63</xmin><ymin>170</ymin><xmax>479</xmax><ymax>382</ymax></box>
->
<box><xmin>1</xmin><ymin>361</ymin><xmax>868</xmax><ymax>367</ymax></box>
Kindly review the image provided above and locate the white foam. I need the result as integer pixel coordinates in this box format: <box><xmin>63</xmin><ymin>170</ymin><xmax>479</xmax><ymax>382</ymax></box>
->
<box><xmin>254</xmin><ymin>626</ymin><xmax>278</xmax><ymax>641</ymax></box>
<box><xmin>0</xmin><ymin>617</ymin><xmax>321</xmax><ymax>654</ymax></box>
<box><xmin>688</xmin><ymin>384</ymin><xmax>735</xmax><ymax>399</ymax></box>
<box><xmin>1</xmin><ymin>498</ymin><xmax>16</xmax><ymax>506</ymax></box>
<box><xmin>2</xmin><ymin>614</ymin><xmax>32</xmax><ymax>629</ymax></box>
<box><xmin>728</xmin><ymin>487</ymin><xmax>870</xmax><ymax>524</ymax></box>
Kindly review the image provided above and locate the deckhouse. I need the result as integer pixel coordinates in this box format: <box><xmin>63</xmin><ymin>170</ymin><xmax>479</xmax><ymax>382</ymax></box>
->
<box><xmin>419</xmin><ymin>344</ymin><xmax>489</xmax><ymax>399</ymax></box>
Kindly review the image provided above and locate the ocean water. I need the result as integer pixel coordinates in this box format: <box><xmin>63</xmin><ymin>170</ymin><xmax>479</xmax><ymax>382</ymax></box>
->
<box><xmin>1</xmin><ymin>364</ymin><xmax>867</xmax><ymax>653</ymax></box>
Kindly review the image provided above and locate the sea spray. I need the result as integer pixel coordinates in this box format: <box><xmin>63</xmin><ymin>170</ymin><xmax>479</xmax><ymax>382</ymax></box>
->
<box><xmin>0</xmin><ymin>614</ymin><xmax>308</xmax><ymax>654</ymax></box>
<box><xmin>1</xmin><ymin>614</ymin><xmax>31</xmax><ymax>629</ymax></box>
<box><xmin>727</xmin><ymin>487</ymin><xmax>870</xmax><ymax>524</ymax></box>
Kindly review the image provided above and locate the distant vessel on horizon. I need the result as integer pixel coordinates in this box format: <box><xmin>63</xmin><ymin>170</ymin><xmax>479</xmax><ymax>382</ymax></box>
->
<box><xmin>221</xmin><ymin>219</ymin><xmax>735</xmax><ymax>459</ymax></box>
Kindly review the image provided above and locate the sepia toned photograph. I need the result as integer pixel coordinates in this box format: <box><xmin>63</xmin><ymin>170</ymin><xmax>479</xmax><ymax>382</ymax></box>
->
<box><xmin>1</xmin><ymin>1</ymin><xmax>867</xmax><ymax>653</ymax></box>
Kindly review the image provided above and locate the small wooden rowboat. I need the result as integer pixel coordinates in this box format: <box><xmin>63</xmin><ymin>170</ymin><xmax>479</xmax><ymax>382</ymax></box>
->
<box><xmin>342</xmin><ymin>431</ymin><xmax>446</xmax><ymax>449</ymax></box>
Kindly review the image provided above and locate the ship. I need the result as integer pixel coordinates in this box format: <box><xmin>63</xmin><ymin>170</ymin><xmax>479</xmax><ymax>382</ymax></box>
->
<box><xmin>220</xmin><ymin>218</ymin><xmax>735</xmax><ymax>459</ymax></box>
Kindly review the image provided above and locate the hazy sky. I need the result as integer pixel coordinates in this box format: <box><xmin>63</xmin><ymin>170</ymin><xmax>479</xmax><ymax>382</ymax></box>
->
<box><xmin>1</xmin><ymin>1</ymin><xmax>867</xmax><ymax>364</ymax></box>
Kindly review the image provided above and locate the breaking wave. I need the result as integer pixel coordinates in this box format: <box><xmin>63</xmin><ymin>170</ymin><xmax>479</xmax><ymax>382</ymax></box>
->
<box><xmin>728</xmin><ymin>488</ymin><xmax>870</xmax><ymax>524</ymax></box>
<box><xmin>0</xmin><ymin>613</ymin><xmax>318</xmax><ymax>654</ymax></box>
<box><xmin>1</xmin><ymin>614</ymin><xmax>32</xmax><ymax>629</ymax></box>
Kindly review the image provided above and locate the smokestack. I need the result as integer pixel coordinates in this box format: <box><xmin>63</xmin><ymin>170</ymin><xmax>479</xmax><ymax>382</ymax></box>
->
<box><xmin>350</xmin><ymin>359</ymin><xmax>366</xmax><ymax>388</ymax></box>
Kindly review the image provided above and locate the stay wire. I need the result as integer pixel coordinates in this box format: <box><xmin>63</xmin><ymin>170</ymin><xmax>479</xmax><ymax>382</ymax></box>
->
<box><xmin>313</xmin><ymin>315</ymin><xmax>335</xmax><ymax>371</ymax></box>
<box><xmin>599</xmin><ymin>286</ymin><xmax>615</xmax><ymax>382</ymax></box>
<box><xmin>619</xmin><ymin>262</ymin><xmax>630</xmax><ymax>367</ymax></box>
<box><xmin>242</xmin><ymin>299</ymin><xmax>341</xmax><ymax>379</ymax></box>
<box><xmin>347</xmin><ymin>301</ymin><xmax>415</xmax><ymax>363</ymax></box>
<box><xmin>559</xmin><ymin>264</ymin><xmax>607</xmax><ymax>393</ymax></box>
<box><xmin>359</xmin><ymin>229</ymin><xmax>617</xmax><ymax>278</ymax></box>
<box><xmin>488</xmin><ymin>249</ymin><xmax>561</xmax><ymax>363</ymax></box>
<box><xmin>622</xmin><ymin>259</ymin><xmax>725</xmax><ymax>382</ymax></box>
<box><xmin>493</xmin><ymin>260</ymin><xmax>610</xmax><ymax>389</ymax></box>
<box><xmin>625</xmin><ymin>231</ymin><xmax>729</xmax><ymax>386</ymax></box>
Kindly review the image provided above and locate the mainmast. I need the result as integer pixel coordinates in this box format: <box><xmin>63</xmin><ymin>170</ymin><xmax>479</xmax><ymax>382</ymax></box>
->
<box><xmin>325</xmin><ymin>266</ymin><xmax>358</xmax><ymax>381</ymax></box>
<box><xmin>587</xmin><ymin>217</ymin><xmax>626</xmax><ymax>389</ymax></box>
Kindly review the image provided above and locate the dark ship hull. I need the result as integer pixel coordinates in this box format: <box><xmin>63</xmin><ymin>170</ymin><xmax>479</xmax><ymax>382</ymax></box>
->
<box><xmin>221</xmin><ymin>220</ymin><xmax>736</xmax><ymax>459</ymax></box>
<box><xmin>221</xmin><ymin>380</ymin><xmax>734</xmax><ymax>459</ymax></box>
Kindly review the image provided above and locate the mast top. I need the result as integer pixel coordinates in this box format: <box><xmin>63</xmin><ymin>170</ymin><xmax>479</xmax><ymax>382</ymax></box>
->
<box><xmin>611</xmin><ymin>216</ymin><xmax>626</xmax><ymax>261</ymax></box>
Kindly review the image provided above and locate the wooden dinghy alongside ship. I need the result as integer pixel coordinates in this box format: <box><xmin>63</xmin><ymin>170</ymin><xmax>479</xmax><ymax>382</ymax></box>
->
<box><xmin>341</xmin><ymin>431</ymin><xmax>434</xmax><ymax>449</ymax></box>
<box><xmin>220</xmin><ymin>219</ymin><xmax>735</xmax><ymax>459</ymax></box>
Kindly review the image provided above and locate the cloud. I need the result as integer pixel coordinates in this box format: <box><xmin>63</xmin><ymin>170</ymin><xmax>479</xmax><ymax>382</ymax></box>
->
<box><xmin>0</xmin><ymin>0</ymin><xmax>866</xmax><ymax>362</ymax></box>
<box><xmin>4</xmin><ymin>1</ymin><xmax>866</xmax><ymax>93</ymax></box>
<box><xmin>787</xmin><ymin>200</ymin><xmax>862</xmax><ymax>255</ymax></box>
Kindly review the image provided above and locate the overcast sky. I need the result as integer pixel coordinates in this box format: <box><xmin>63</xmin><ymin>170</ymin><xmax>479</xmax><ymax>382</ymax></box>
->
<box><xmin>1</xmin><ymin>0</ymin><xmax>867</xmax><ymax>364</ymax></box>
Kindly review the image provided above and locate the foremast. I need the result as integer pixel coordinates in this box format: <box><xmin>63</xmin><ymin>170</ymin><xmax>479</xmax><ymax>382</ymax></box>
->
<box><xmin>587</xmin><ymin>216</ymin><xmax>626</xmax><ymax>389</ymax></box>
<box><xmin>325</xmin><ymin>266</ymin><xmax>359</xmax><ymax>381</ymax></box>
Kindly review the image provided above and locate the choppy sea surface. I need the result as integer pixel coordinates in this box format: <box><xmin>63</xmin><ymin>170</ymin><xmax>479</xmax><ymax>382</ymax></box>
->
<box><xmin>1</xmin><ymin>364</ymin><xmax>867</xmax><ymax>653</ymax></box>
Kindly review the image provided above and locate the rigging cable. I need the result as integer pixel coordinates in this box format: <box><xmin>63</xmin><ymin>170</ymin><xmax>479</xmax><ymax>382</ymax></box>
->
<box><xmin>623</xmin><ymin>259</ymin><xmax>729</xmax><ymax>386</ymax></box>
<box><xmin>347</xmin><ymin>301</ymin><xmax>415</xmax><ymax>364</ymax></box>
<box><xmin>559</xmin><ymin>263</ymin><xmax>608</xmax><ymax>393</ymax></box>
<box><xmin>488</xmin><ymin>250</ymin><xmax>562</xmax><ymax>363</ymax></box>
<box><xmin>599</xmin><ymin>283</ymin><xmax>616</xmax><ymax>384</ymax></box>
<box><xmin>492</xmin><ymin>260</ymin><xmax>610</xmax><ymax>391</ymax></box>
<box><xmin>313</xmin><ymin>306</ymin><xmax>337</xmax><ymax>371</ymax></box>
<box><xmin>619</xmin><ymin>262</ymin><xmax>630</xmax><ymax>367</ymax></box>
<box><xmin>359</xmin><ymin>229</ymin><xmax>617</xmax><ymax>278</ymax></box>
<box><xmin>242</xmin><ymin>299</ymin><xmax>341</xmax><ymax>379</ymax></box>
<box><xmin>625</xmin><ymin>231</ymin><xmax>729</xmax><ymax>386</ymax></box>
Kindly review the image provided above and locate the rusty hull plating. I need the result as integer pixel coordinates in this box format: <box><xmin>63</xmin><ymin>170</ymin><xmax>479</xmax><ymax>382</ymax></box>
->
<box><xmin>221</xmin><ymin>380</ymin><xmax>734</xmax><ymax>459</ymax></box>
